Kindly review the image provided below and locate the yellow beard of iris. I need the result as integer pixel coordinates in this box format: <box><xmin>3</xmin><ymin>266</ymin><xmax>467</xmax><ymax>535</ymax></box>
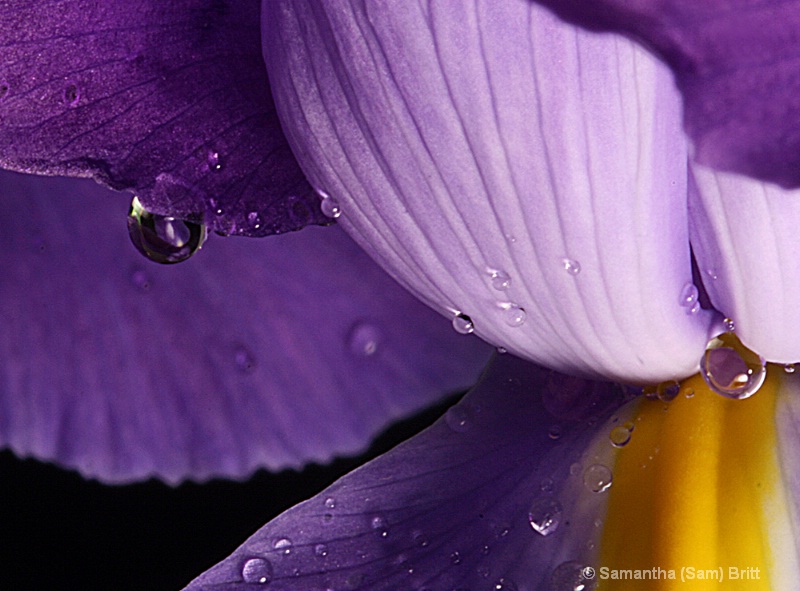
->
<box><xmin>596</xmin><ymin>370</ymin><xmax>797</xmax><ymax>590</ymax></box>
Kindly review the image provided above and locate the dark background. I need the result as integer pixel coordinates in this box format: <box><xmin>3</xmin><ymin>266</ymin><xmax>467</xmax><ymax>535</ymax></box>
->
<box><xmin>0</xmin><ymin>396</ymin><xmax>455</xmax><ymax>591</ymax></box>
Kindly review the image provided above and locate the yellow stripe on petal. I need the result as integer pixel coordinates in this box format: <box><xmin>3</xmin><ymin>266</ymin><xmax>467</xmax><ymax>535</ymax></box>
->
<box><xmin>597</xmin><ymin>370</ymin><xmax>793</xmax><ymax>590</ymax></box>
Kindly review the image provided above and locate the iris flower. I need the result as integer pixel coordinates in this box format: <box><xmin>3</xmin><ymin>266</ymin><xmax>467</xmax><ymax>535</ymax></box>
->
<box><xmin>2</xmin><ymin>1</ymin><xmax>799</xmax><ymax>590</ymax></box>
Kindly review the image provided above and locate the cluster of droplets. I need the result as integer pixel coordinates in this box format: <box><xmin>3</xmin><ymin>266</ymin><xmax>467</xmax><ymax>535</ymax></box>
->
<box><xmin>679</xmin><ymin>282</ymin><xmax>700</xmax><ymax>315</ymax></box>
<box><xmin>700</xmin><ymin>322</ymin><xmax>766</xmax><ymax>400</ymax></box>
<box><xmin>127</xmin><ymin>196</ymin><xmax>206</xmax><ymax>264</ymax></box>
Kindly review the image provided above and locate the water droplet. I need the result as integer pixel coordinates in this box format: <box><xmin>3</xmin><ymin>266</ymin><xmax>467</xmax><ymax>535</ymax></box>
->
<box><xmin>445</xmin><ymin>405</ymin><xmax>471</xmax><ymax>432</ymax></box>
<box><xmin>242</xmin><ymin>557</ymin><xmax>273</xmax><ymax>584</ymax></box>
<box><xmin>679</xmin><ymin>282</ymin><xmax>700</xmax><ymax>314</ymax></box>
<box><xmin>314</xmin><ymin>543</ymin><xmax>328</xmax><ymax>557</ymax></box>
<box><xmin>318</xmin><ymin>190</ymin><xmax>341</xmax><ymax>219</ymax></box>
<box><xmin>480</xmin><ymin>545</ymin><xmax>491</xmax><ymax>556</ymax></box>
<box><xmin>324</xmin><ymin>497</ymin><xmax>336</xmax><ymax>509</ymax></box>
<box><xmin>684</xmin><ymin>387</ymin><xmax>695</xmax><ymax>399</ymax></box>
<box><xmin>452</xmin><ymin>313</ymin><xmax>474</xmax><ymax>335</ymax></box>
<box><xmin>247</xmin><ymin>211</ymin><xmax>262</xmax><ymax>230</ymax></box>
<box><xmin>701</xmin><ymin>332</ymin><xmax>766</xmax><ymax>400</ymax></box>
<box><xmin>786</xmin><ymin>364</ymin><xmax>797</xmax><ymax>374</ymax></box>
<box><xmin>487</xmin><ymin>269</ymin><xmax>512</xmax><ymax>291</ymax></box>
<box><xmin>273</xmin><ymin>538</ymin><xmax>293</xmax><ymax>555</ymax></box>
<box><xmin>127</xmin><ymin>196</ymin><xmax>206</xmax><ymax>264</ymax></box>
<box><xmin>706</xmin><ymin>268</ymin><xmax>719</xmax><ymax>281</ymax></box>
<box><xmin>609</xmin><ymin>425</ymin><xmax>632</xmax><ymax>447</ymax></box>
<box><xmin>503</xmin><ymin>304</ymin><xmax>527</xmax><ymax>328</ymax></box>
<box><xmin>207</xmin><ymin>149</ymin><xmax>222</xmax><ymax>171</ymax></box>
<box><xmin>549</xmin><ymin>561</ymin><xmax>597</xmax><ymax>591</ymax></box>
<box><xmin>540</xmin><ymin>477</ymin><xmax>554</xmax><ymax>493</ymax></box>
<box><xmin>527</xmin><ymin>496</ymin><xmax>563</xmax><ymax>536</ymax></box>
<box><xmin>548</xmin><ymin>425</ymin><xmax>562</xmax><ymax>440</ymax></box>
<box><xmin>412</xmin><ymin>530</ymin><xmax>429</xmax><ymax>548</ymax></box>
<box><xmin>583</xmin><ymin>464</ymin><xmax>612</xmax><ymax>493</ymax></box>
<box><xmin>569</xmin><ymin>462</ymin><xmax>581</xmax><ymax>476</ymax></box>
<box><xmin>494</xmin><ymin>578</ymin><xmax>517</xmax><ymax>591</ymax></box>
<box><xmin>234</xmin><ymin>345</ymin><xmax>256</xmax><ymax>373</ymax></box>
<box><xmin>562</xmin><ymin>258</ymin><xmax>581</xmax><ymax>276</ymax></box>
<box><xmin>63</xmin><ymin>81</ymin><xmax>80</xmax><ymax>106</ymax></box>
<box><xmin>370</xmin><ymin>515</ymin><xmax>388</xmax><ymax>537</ymax></box>
<box><xmin>723</xmin><ymin>317</ymin><xmax>736</xmax><ymax>332</ymax></box>
<box><xmin>347</xmin><ymin>322</ymin><xmax>381</xmax><ymax>357</ymax></box>
<box><xmin>496</xmin><ymin>346</ymin><xmax>508</xmax><ymax>355</ymax></box>
<box><xmin>450</xmin><ymin>551</ymin><xmax>462</xmax><ymax>565</ymax></box>
<box><xmin>656</xmin><ymin>380</ymin><xmax>680</xmax><ymax>402</ymax></box>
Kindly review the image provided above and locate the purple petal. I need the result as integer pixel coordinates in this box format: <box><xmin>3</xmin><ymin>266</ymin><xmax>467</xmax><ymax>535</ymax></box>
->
<box><xmin>0</xmin><ymin>0</ymin><xmax>327</xmax><ymax>236</ymax></box>
<box><xmin>0</xmin><ymin>171</ymin><xmax>491</xmax><ymax>484</ymax></box>
<box><xmin>182</xmin><ymin>354</ymin><xmax>626</xmax><ymax>591</ymax></box>
<box><xmin>689</xmin><ymin>163</ymin><xmax>800</xmax><ymax>363</ymax></box>
<box><xmin>532</xmin><ymin>0</ymin><xmax>800</xmax><ymax>187</ymax></box>
<box><xmin>264</xmin><ymin>0</ymin><xmax>715</xmax><ymax>382</ymax></box>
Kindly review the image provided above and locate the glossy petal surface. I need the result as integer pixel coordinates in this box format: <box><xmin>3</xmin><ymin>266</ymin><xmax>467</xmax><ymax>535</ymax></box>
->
<box><xmin>532</xmin><ymin>0</ymin><xmax>800</xmax><ymax>187</ymax></box>
<box><xmin>0</xmin><ymin>0</ymin><xmax>328</xmax><ymax>236</ymax></box>
<box><xmin>0</xmin><ymin>171</ymin><xmax>491</xmax><ymax>484</ymax></box>
<box><xmin>182</xmin><ymin>354</ymin><xmax>626</xmax><ymax>591</ymax></box>
<box><xmin>264</xmin><ymin>0</ymin><xmax>715</xmax><ymax>383</ymax></box>
<box><xmin>689</xmin><ymin>164</ymin><xmax>800</xmax><ymax>363</ymax></box>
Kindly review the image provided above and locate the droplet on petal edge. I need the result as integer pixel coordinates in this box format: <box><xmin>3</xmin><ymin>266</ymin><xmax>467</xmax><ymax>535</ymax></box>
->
<box><xmin>701</xmin><ymin>332</ymin><xmax>766</xmax><ymax>400</ymax></box>
<box><xmin>127</xmin><ymin>196</ymin><xmax>206</xmax><ymax>264</ymax></box>
<box><xmin>317</xmin><ymin>189</ymin><xmax>342</xmax><ymax>219</ymax></box>
<box><xmin>445</xmin><ymin>405</ymin><xmax>471</xmax><ymax>432</ymax></box>
<box><xmin>562</xmin><ymin>258</ymin><xmax>581</xmax><ymax>276</ymax></box>
<box><xmin>242</xmin><ymin>558</ymin><xmax>273</xmax><ymax>584</ymax></box>
<box><xmin>452</xmin><ymin>313</ymin><xmax>474</xmax><ymax>335</ymax></box>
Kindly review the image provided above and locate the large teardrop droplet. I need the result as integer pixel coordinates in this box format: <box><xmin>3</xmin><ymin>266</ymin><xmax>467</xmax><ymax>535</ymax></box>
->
<box><xmin>701</xmin><ymin>331</ymin><xmax>766</xmax><ymax>400</ymax></box>
<box><xmin>127</xmin><ymin>196</ymin><xmax>206</xmax><ymax>264</ymax></box>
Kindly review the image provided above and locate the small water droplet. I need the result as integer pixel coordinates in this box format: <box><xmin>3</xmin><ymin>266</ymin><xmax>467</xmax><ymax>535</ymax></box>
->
<box><xmin>548</xmin><ymin>425</ymin><xmax>562</xmax><ymax>440</ymax></box>
<box><xmin>318</xmin><ymin>190</ymin><xmax>341</xmax><ymax>219</ymax></box>
<box><xmin>412</xmin><ymin>530</ymin><xmax>429</xmax><ymax>548</ymax></box>
<box><xmin>480</xmin><ymin>545</ymin><xmax>491</xmax><ymax>556</ymax></box>
<box><xmin>679</xmin><ymin>282</ymin><xmax>700</xmax><ymax>314</ymax></box>
<box><xmin>370</xmin><ymin>515</ymin><xmax>388</xmax><ymax>537</ymax></box>
<box><xmin>450</xmin><ymin>551</ymin><xmax>462</xmax><ymax>565</ymax></box>
<box><xmin>234</xmin><ymin>345</ymin><xmax>256</xmax><ymax>373</ymax></box>
<box><xmin>656</xmin><ymin>380</ymin><xmax>680</xmax><ymax>402</ymax></box>
<box><xmin>540</xmin><ymin>477</ymin><xmax>554</xmax><ymax>493</ymax></box>
<box><xmin>494</xmin><ymin>578</ymin><xmax>517</xmax><ymax>591</ymax></box>
<box><xmin>445</xmin><ymin>405</ymin><xmax>471</xmax><ymax>432</ymax></box>
<box><xmin>347</xmin><ymin>322</ymin><xmax>381</xmax><ymax>357</ymax></box>
<box><xmin>487</xmin><ymin>269</ymin><xmax>512</xmax><ymax>291</ymax></box>
<box><xmin>63</xmin><ymin>81</ymin><xmax>80</xmax><ymax>106</ymax></box>
<box><xmin>242</xmin><ymin>558</ymin><xmax>273</xmax><ymax>584</ymax></box>
<box><xmin>701</xmin><ymin>332</ymin><xmax>766</xmax><ymax>400</ymax></box>
<box><xmin>609</xmin><ymin>425</ymin><xmax>632</xmax><ymax>447</ymax></box>
<box><xmin>247</xmin><ymin>211</ymin><xmax>262</xmax><ymax>229</ymax></box>
<box><xmin>706</xmin><ymin>268</ymin><xmax>719</xmax><ymax>281</ymax></box>
<box><xmin>207</xmin><ymin>149</ymin><xmax>222</xmax><ymax>171</ymax></box>
<box><xmin>452</xmin><ymin>312</ymin><xmax>474</xmax><ymax>335</ymax></box>
<box><xmin>723</xmin><ymin>317</ymin><xmax>736</xmax><ymax>332</ymax></box>
<box><xmin>562</xmin><ymin>258</ymin><xmax>581</xmax><ymax>276</ymax></box>
<box><xmin>496</xmin><ymin>346</ymin><xmax>508</xmax><ymax>354</ymax></box>
<box><xmin>786</xmin><ymin>364</ymin><xmax>797</xmax><ymax>374</ymax></box>
<box><xmin>549</xmin><ymin>561</ymin><xmax>597</xmax><ymax>591</ymax></box>
<box><xmin>324</xmin><ymin>497</ymin><xmax>336</xmax><ymax>509</ymax></box>
<box><xmin>527</xmin><ymin>496</ymin><xmax>563</xmax><ymax>536</ymax></box>
<box><xmin>502</xmin><ymin>304</ymin><xmax>527</xmax><ymax>328</ymax></box>
<box><xmin>569</xmin><ymin>462</ymin><xmax>581</xmax><ymax>476</ymax></box>
<box><xmin>583</xmin><ymin>464</ymin><xmax>612</xmax><ymax>493</ymax></box>
<box><xmin>273</xmin><ymin>538</ymin><xmax>293</xmax><ymax>555</ymax></box>
<box><xmin>314</xmin><ymin>544</ymin><xmax>329</xmax><ymax>557</ymax></box>
<box><xmin>127</xmin><ymin>196</ymin><xmax>206</xmax><ymax>264</ymax></box>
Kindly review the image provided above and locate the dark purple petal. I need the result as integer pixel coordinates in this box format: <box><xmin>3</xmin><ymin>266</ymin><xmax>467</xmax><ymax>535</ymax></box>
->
<box><xmin>0</xmin><ymin>0</ymin><xmax>327</xmax><ymax>236</ymax></box>
<box><xmin>532</xmin><ymin>0</ymin><xmax>800</xmax><ymax>187</ymax></box>
<box><xmin>182</xmin><ymin>354</ymin><xmax>626</xmax><ymax>591</ymax></box>
<box><xmin>0</xmin><ymin>171</ymin><xmax>491</xmax><ymax>484</ymax></box>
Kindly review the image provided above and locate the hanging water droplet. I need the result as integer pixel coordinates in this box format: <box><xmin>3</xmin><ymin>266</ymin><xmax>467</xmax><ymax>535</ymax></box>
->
<box><xmin>318</xmin><ymin>190</ymin><xmax>342</xmax><ymax>218</ymax></box>
<box><xmin>234</xmin><ymin>345</ymin><xmax>256</xmax><ymax>373</ymax></box>
<box><xmin>701</xmin><ymin>332</ymin><xmax>766</xmax><ymax>400</ymax></box>
<box><xmin>206</xmin><ymin>149</ymin><xmax>222</xmax><ymax>171</ymax></box>
<box><xmin>656</xmin><ymin>380</ymin><xmax>680</xmax><ymax>402</ymax></box>
<box><xmin>347</xmin><ymin>322</ymin><xmax>381</xmax><ymax>357</ymax></box>
<box><xmin>549</xmin><ymin>561</ymin><xmax>597</xmax><ymax>591</ymax></box>
<box><xmin>609</xmin><ymin>425</ymin><xmax>632</xmax><ymax>448</ymax></box>
<box><xmin>127</xmin><ymin>196</ymin><xmax>206</xmax><ymax>264</ymax></box>
<box><xmin>503</xmin><ymin>304</ymin><xmax>527</xmax><ymax>328</ymax></box>
<box><xmin>445</xmin><ymin>405</ymin><xmax>471</xmax><ymax>432</ymax></box>
<box><xmin>242</xmin><ymin>557</ymin><xmax>273</xmax><ymax>584</ymax></box>
<box><xmin>452</xmin><ymin>312</ymin><xmax>474</xmax><ymax>335</ymax></box>
<box><xmin>247</xmin><ymin>211</ymin><xmax>262</xmax><ymax>230</ymax></box>
<box><xmin>487</xmin><ymin>268</ymin><xmax>512</xmax><ymax>291</ymax></box>
<box><xmin>63</xmin><ymin>81</ymin><xmax>80</xmax><ymax>107</ymax></box>
<box><xmin>785</xmin><ymin>364</ymin><xmax>797</xmax><ymax>374</ymax></box>
<box><xmin>562</xmin><ymin>258</ymin><xmax>581</xmax><ymax>276</ymax></box>
<box><xmin>548</xmin><ymin>425</ymin><xmax>562</xmax><ymax>440</ymax></box>
<box><xmin>314</xmin><ymin>543</ymin><xmax>329</xmax><ymax>557</ymax></box>
<box><xmin>496</xmin><ymin>346</ymin><xmax>508</xmax><ymax>355</ymax></box>
<box><xmin>273</xmin><ymin>538</ymin><xmax>293</xmax><ymax>555</ymax></box>
<box><xmin>583</xmin><ymin>464</ymin><xmax>612</xmax><ymax>493</ymax></box>
<box><xmin>527</xmin><ymin>496</ymin><xmax>563</xmax><ymax>536</ymax></box>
